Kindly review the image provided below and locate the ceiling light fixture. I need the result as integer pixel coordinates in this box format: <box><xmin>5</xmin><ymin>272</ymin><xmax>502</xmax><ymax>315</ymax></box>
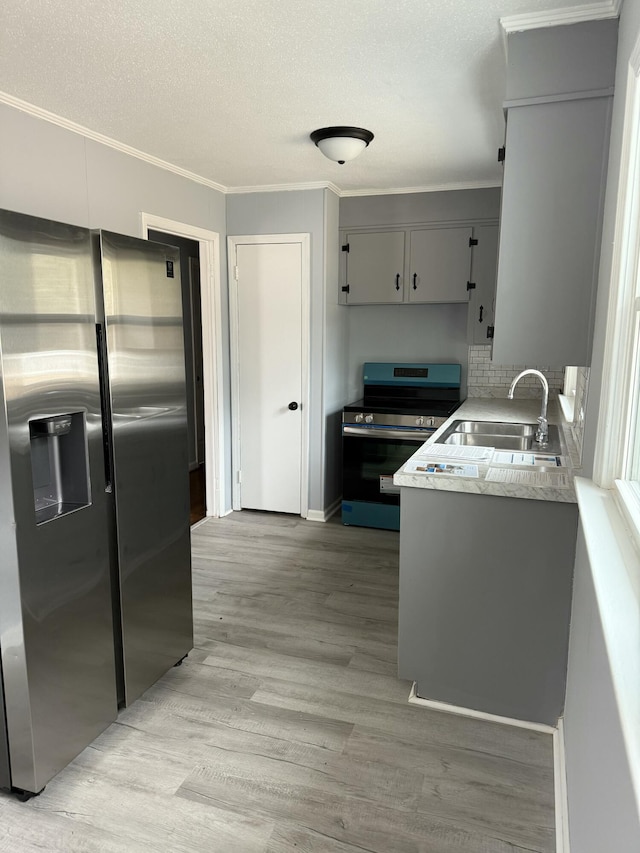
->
<box><xmin>310</xmin><ymin>126</ymin><xmax>374</xmax><ymax>164</ymax></box>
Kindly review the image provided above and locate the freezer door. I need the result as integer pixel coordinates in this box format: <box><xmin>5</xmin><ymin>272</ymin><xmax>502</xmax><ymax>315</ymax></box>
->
<box><xmin>98</xmin><ymin>231</ymin><xmax>192</xmax><ymax>706</ymax></box>
<box><xmin>0</xmin><ymin>210</ymin><xmax>117</xmax><ymax>794</ymax></box>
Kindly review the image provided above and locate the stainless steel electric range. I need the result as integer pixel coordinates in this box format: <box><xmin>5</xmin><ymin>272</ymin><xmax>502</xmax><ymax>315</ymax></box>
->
<box><xmin>342</xmin><ymin>362</ymin><xmax>463</xmax><ymax>531</ymax></box>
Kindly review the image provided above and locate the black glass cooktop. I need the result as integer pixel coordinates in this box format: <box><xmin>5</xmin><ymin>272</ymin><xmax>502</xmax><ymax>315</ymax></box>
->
<box><xmin>343</xmin><ymin>397</ymin><xmax>463</xmax><ymax>417</ymax></box>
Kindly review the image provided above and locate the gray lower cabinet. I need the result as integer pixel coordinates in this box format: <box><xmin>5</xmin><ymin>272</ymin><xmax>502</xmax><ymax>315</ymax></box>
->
<box><xmin>467</xmin><ymin>224</ymin><xmax>498</xmax><ymax>345</ymax></box>
<box><xmin>342</xmin><ymin>231</ymin><xmax>405</xmax><ymax>304</ymax></box>
<box><xmin>408</xmin><ymin>227</ymin><xmax>472</xmax><ymax>303</ymax></box>
<box><xmin>398</xmin><ymin>486</ymin><xmax>578</xmax><ymax>726</ymax></box>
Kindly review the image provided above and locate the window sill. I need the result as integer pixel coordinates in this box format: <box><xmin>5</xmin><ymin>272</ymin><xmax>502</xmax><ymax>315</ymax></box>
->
<box><xmin>574</xmin><ymin>477</ymin><xmax>640</xmax><ymax>814</ymax></box>
<box><xmin>558</xmin><ymin>393</ymin><xmax>575</xmax><ymax>423</ymax></box>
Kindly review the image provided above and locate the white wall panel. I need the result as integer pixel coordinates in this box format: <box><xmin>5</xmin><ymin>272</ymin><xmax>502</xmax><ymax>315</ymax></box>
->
<box><xmin>0</xmin><ymin>105</ymin><xmax>89</xmax><ymax>225</ymax></box>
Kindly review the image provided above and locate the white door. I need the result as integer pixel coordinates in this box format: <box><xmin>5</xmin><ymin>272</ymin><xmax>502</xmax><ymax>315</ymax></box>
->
<box><xmin>232</xmin><ymin>238</ymin><xmax>308</xmax><ymax>514</ymax></box>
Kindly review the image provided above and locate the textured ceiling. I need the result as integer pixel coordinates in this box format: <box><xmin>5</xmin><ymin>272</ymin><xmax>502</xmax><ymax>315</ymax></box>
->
<box><xmin>0</xmin><ymin>0</ymin><xmax>614</xmax><ymax>194</ymax></box>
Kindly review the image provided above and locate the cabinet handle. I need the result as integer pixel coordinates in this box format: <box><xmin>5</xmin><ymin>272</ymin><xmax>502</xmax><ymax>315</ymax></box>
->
<box><xmin>395</xmin><ymin>274</ymin><xmax>400</xmax><ymax>291</ymax></box>
<box><xmin>479</xmin><ymin>305</ymin><xmax>484</xmax><ymax>323</ymax></box>
<box><xmin>412</xmin><ymin>273</ymin><xmax>418</xmax><ymax>290</ymax></box>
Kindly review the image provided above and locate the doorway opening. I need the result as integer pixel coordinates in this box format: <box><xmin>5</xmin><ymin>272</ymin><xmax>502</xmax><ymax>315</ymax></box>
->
<box><xmin>149</xmin><ymin>230</ymin><xmax>205</xmax><ymax>524</ymax></box>
<box><xmin>141</xmin><ymin>213</ymin><xmax>225</xmax><ymax>521</ymax></box>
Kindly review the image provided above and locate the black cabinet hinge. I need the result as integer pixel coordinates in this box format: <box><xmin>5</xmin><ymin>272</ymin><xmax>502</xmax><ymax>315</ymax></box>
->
<box><xmin>469</xmin><ymin>237</ymin><xmax>478</xmax><ymax>247</ymax></box>
<box><xmin>341</xmin><ymin>285</ymin><xmax>350</xmax><ymax>294</ymax></box>
<box><xmin>466</xmin><ymin>281</ymin><xmax>476</xmax><ymax>291</ymax></box>
<box><xmin>341</xmin><ymin>243</ymin><xmax>350</xmax><ymax>253</ymax></box>
<box><xmin>486</xmin><ymin>325</ymin><xmax>495</xmax><ymax>339</ymax></box>
<box><xmin>498</xmin><ymin>146</ymin><xmax>506</xmax><ymax>163</ymax></box>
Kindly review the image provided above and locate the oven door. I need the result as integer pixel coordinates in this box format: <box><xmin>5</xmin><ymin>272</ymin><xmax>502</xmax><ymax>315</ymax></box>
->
<box><xmin>342</xmin><ymin>425</ymin><xmax>432</xmax><ymax>530</ymax></box>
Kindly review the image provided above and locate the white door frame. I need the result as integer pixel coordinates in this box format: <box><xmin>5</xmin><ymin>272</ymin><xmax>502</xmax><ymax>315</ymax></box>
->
<box><xmin>228</xmin><ymin>233</ymin><xmax>311</xmax><ymax>518</ymax></box>
<box><xmin>141</xmin><ymin>212</ymin><xmax>226</xmax><ymax>518</ymax></box>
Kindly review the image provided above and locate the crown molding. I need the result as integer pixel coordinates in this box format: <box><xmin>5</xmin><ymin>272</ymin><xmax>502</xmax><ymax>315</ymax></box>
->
<box><xmin>0</xmin><ymin>90</ymin><xmax>228</xmax><ymax>194</ymax></box>
<box><xmin>340</xmin><ymin>179</ymin><xmax>501</xmax><ymax>198</ymax></box>
<box><xmin>226</xmin><ymin>180</ymin><xmax>342</xmax><ymax>195</ymax></box>
<box><xmin>500</xmin><ymin>1</ymin><xmax>620</xmax><ymax>34</ymax></box>
<box><xmin>0</xmin><ymin>89</ymin><xmax>500</xmax><ymax>200</ymax></box>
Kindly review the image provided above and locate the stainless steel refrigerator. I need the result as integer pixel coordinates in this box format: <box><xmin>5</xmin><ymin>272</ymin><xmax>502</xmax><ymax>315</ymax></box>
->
<box><xmin>0</xmin><ymin>210</ymin><xmax>192</xmax><ymax>798</ymax></box>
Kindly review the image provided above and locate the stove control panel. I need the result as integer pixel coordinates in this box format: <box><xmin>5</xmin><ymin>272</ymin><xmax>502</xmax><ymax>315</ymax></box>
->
<box><xmin>343</xmin><ymin>411</ymin><xmax>447</xmax><ymax>429</ymax></box>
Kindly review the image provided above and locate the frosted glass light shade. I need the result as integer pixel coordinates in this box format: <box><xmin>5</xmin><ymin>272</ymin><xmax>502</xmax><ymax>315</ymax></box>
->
<box><xmin>316</xmin><ymin>136</ymin><xmax>367</xmax><ymax>163</ymax></box>
<box><xmin>310</xmin><ymin>127</ymin><xmax>373</xmax><ymax>164</ymax></box>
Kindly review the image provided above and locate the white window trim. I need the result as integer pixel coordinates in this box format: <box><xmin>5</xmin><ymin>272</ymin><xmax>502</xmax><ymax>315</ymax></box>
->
<box><xmin>593</xmin><ymin>34</ymin><xmax>640</xmax><ymax>555</ymax></box>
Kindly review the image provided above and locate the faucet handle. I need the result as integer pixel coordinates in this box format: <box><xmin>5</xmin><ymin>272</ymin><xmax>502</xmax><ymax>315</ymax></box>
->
<box><xmin>536</xmin><ymin>415</ymin><xmax>549</xmax><ymax>444</ymax></box>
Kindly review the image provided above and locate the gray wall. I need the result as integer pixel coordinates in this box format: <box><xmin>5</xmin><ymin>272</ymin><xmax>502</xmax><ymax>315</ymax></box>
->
<box><xmin>226</xmin><ymin>189</ymin><xmax>331</xmax><ymax>514</ymax></box>
<box><xmin>0</xmin><ymin>101</ymin><xmax>231</xmax><ymax>506</ymax></box>
<box><xmin>0</xmin><ymin>104</ymin><xmax>226</xmax><ymax>234</ymax></box>
<box><xmin>339</xmin><ymin>188</ymin><xmax>501</xmax><ymax>229</ymax></box>
<box><xmin>346</xmin><ymin>304</ymin><xmax>468</xmax><ymax>400</ymax></box>
<box><xmin>564</xmin><ymin>526</ymin><xmax>640</xmax><ymax>852</ymax></box>
<box><xmin>505</xmin><ymin>19</ymin><xmax>618</xmax><ymax>103</ymax></box>
<box><xmin>339</xmin><ymin>189</ymin><xmax>500</xmax><ymax>398</ymax></box>
<box><xmin>323</xmin><ymin>190</ymin><xmax>348</xmax><ymax>510</ymax></box>
<box><xmin>563</xmin><ymin>1</ymin><xmax>640</xmax><ymax>848</ymax></box>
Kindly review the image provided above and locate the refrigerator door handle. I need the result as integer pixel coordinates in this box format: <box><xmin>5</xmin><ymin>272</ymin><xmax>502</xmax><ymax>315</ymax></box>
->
<box><xmin>95</xmin><ymin>323</ymin><xmax>114</xmax><ymax>492</ymax></box>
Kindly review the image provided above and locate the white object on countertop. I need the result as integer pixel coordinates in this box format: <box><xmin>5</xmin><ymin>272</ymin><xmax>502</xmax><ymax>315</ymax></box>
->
<box><xmin>415</xmin><ymin>444</ymin><xmax>494</xmax><ymax>462</ymax></box>
<box><xmin>486</xmin><ymin>468</ymin><xmax>571</xmax><ymax>488</ymax></box>
<box><xmin>404</xmin><ymin>459</ymin><xmax>480</xmax><ymax>477</ymax></box>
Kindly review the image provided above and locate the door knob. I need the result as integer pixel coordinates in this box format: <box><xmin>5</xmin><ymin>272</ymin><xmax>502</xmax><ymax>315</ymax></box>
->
<box><xmin>288</xmin><ymin>402</ymin><xmax>299</xmax><ymax>410</ymax></box>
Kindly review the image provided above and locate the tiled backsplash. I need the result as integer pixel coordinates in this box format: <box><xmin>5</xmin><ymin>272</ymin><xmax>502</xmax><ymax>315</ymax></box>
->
<box><xmin>467</xmin><ymin>345</ymin><xmax>565</xmax><ymax>398</ymax></box>
<box><xmin>568</xmin><ymin>366</ymin><xmax>589</xmax><ymax>460</ymax></box>
<box><xmin>466</xmin><ymin>346</ymin><xmax>590</xmax><ymax>464</ymax></box>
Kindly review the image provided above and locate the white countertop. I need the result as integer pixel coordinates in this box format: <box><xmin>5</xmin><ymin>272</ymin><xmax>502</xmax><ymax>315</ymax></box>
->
<box><xmin>393</xmin><ymin>396</ymin><xmax>580</xmax><ymax>503</ymax></box>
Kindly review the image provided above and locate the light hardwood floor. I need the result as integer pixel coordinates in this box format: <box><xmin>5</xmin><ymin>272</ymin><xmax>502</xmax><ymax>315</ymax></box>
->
<box><xmin>0</xmin><ymin>512</ymin><xmax>555</xmax><ymax>852</ymax></box>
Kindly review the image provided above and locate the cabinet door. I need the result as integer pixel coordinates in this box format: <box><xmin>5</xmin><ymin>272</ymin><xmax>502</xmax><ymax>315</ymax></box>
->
<box><xmin>408</xmin><ymin>227</ymin><xmax>472</xmax><ymax>303</ymax></box>
<box><xmin>468</xmin><ymin>225</ymin><xmax>499</xmax><ymax>345</ymax></box>
<box><xmin>492</xmin><ymin>97</ymin><xmax>611</xmax><ymax>366</ymax></box>
<box><xmin>344</xmin><ymin>231</ymin><xmax>404</xmax><ymax>304</ymax></box>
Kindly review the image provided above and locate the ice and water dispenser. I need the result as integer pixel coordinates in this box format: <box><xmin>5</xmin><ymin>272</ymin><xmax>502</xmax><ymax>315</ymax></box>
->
<box><xmin>29</xmin><ymin>412</ymin><xmax>90</xmax><ymax>523</ymax></box>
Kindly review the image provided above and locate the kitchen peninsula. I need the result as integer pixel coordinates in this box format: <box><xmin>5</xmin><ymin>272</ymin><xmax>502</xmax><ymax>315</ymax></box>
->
<box><xmin>394</xmin><ymin>397</ymin><xmax>579</xmax><ymax>726</ymax></box>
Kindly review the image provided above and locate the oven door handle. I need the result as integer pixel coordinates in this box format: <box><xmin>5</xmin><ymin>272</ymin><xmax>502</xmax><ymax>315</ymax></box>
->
<box><xmin>342</xmin><ymin>426</ymin><xmax>433</xmax><ymax>440</ymax></box>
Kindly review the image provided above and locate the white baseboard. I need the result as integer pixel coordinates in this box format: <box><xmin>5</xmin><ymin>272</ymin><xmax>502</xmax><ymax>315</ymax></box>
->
<box><xmin>190</xmin><ymin>516</ymin><xmax>210</xmax><ymax>531</ymax></box>
<box><xmin>554</xmin><ymin>717</ymin><xmax>570</xmax><ymax>853</ymax></box>
<box><xmin>407</xmin><ymin>683</ymin><xmax>556</xmax><ymax>734</ymax></box>
<box><xmin>306</xmin><ymin>498</ymin><xmax>341</xmax><ymax>523</ymax></box>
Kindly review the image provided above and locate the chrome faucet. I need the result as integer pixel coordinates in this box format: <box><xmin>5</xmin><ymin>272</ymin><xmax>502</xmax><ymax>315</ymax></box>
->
<box><xmin>507</xmin><ymin>369</ymin><xmax>549</xmax><ymax>444</ymax></box>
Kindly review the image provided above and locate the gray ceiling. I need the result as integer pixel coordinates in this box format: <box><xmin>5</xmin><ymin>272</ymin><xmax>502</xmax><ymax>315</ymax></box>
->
<box><xmin>0</xmin><ymin>0</ymin><xmax>617</xmax><ymax>194</ymax></box>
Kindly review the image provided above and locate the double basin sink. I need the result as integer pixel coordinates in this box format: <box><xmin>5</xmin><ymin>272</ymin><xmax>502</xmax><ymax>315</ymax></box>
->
<box><xmin>436</xmin><ymin>420</ymin><xmax>562</xmax><ymax>454</ymax></box>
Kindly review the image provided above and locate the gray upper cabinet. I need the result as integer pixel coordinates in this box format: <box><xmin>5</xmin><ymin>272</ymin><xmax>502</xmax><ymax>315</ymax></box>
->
<box><xmin>342</xmin><ymin>231</ymin><xmax>405</xmax><ymax>304</ymax></box>
<box><xmin>467</xmin><ymin>224</ymin><xmax>498</xmax><ymax>345</ymax></box>
<box><xmin>340</xmin><ymin>225</ymin><xmax>474</xmax><ymax>305</ymax></box>
<box><xmin>492</xmin><ymin>97</ymin><xmax>612</xmax><ymax>366</ymax></box>
<box><xmin>492</xmin><ymin>19</ymin><xmax>617</xmax><ymax>367</ymax></box>
<box><xmin>408</xmin><ymin>227</ymin><xmax>472</xmax><ymax>303</ymax></box>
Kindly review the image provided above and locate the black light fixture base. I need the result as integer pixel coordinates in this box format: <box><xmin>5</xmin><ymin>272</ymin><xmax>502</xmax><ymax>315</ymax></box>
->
<box><xmin>310</xmin><ymin>126</ymin><xmax>374</xmax><ymax>164</ymax></box>
<box><xmin>310</xmin><ymin>126</ymin><xmax>374</xmax><ymax>146</ymax></box>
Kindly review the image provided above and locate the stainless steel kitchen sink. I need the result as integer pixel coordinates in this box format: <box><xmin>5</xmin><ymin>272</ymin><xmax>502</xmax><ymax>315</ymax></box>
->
<box><xmin>453</xmin><ymin>421</ymin><xmax>537</xmax><ymax>437</ymax></box>
<box><xmin>435</xmin><ymin>421</ymin><xmax>563</xmax><ymax>454</ymax></box>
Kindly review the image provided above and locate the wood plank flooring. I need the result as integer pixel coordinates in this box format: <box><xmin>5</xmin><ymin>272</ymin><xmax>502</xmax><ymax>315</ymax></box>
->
<box><xmin>0</xmin><ymin>511</ymin><xmax>555</xmax><ymax>852</ymax></box>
